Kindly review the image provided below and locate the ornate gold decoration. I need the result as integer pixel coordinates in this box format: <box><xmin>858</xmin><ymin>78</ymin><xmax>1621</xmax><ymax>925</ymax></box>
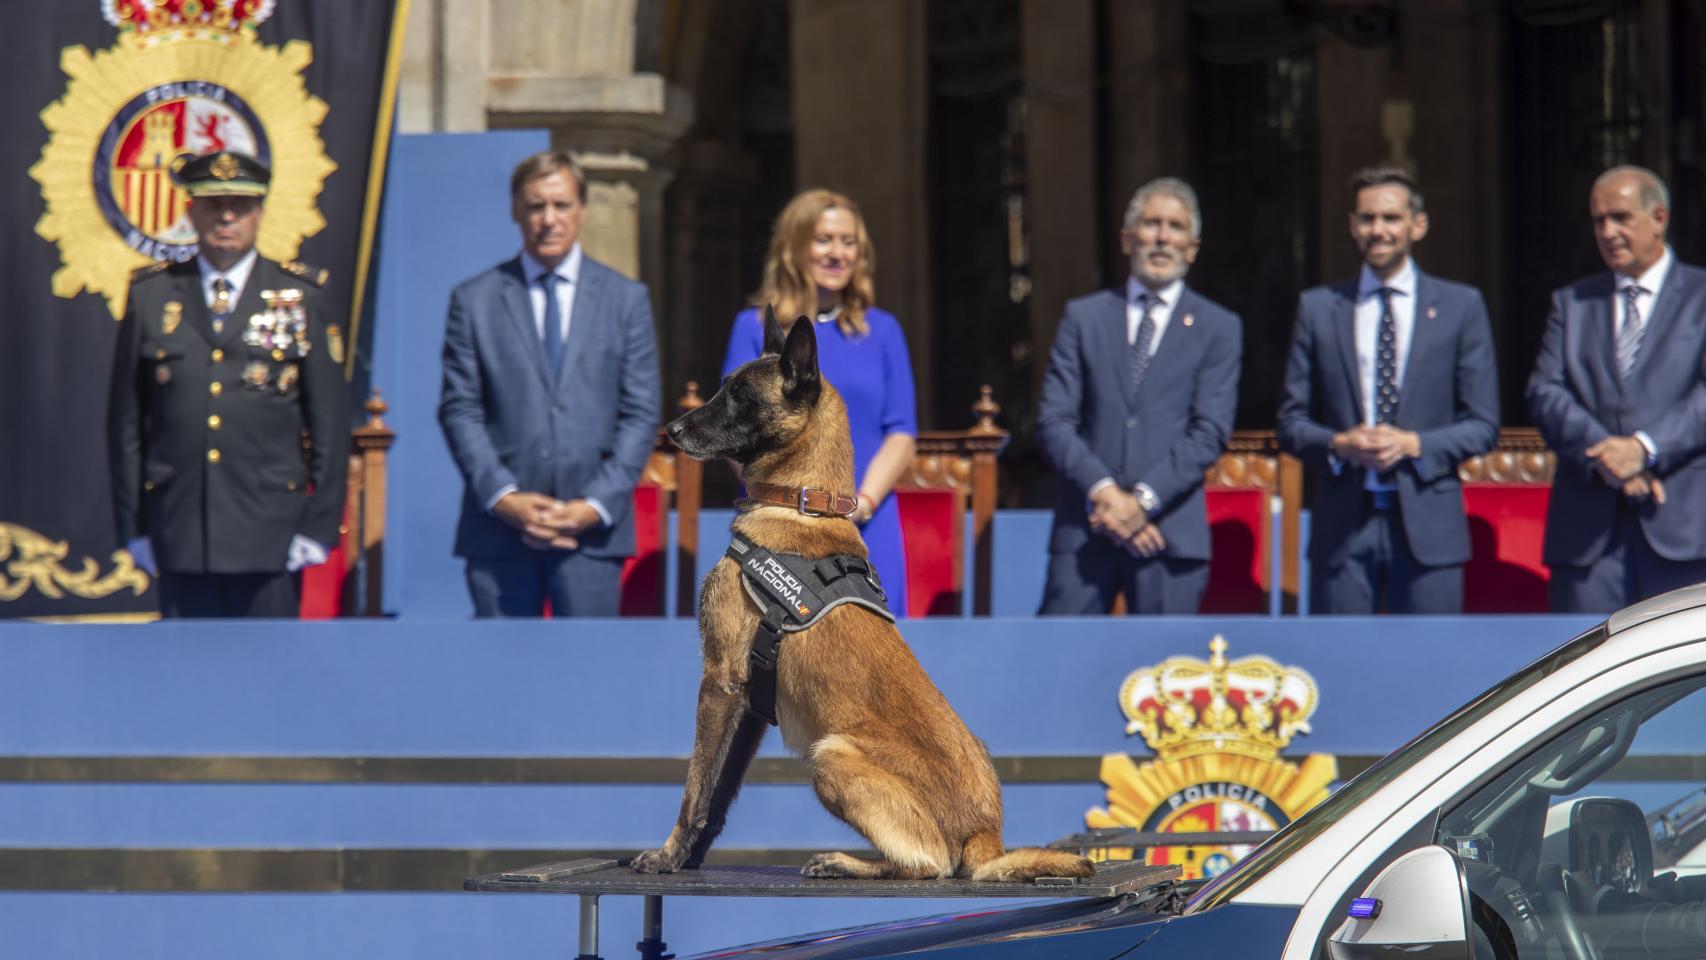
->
<box><xmin>0</xmin><ymin>523</ymin><xmax>150</xmax><ymax>601</ymax></box>
<box><xmin>210</xmin><ymin>151</ymin><xmax>239</xmax><ymax>180</ymax></box>
<box><xmin>326</xmin><ymin>323</ymin><xmax>344</xmax><ymax>364</ymax></box>
<box><xmin>161</xmin><ymin>300</ymin><xmax>182</xmax><ymax>334</ymax></box>
<box><xmin>1084</xmin><ymin>636</ymin><xmax>1338</xmax><ymax>879</ymax></box>
<box><xmin>31</xmin><ymin>5</ymin><xmax>335</xmax><ymax>319</ymax></box>
<box><xmin>1118</xmin><ymin>635</ymin><xmax>1318</xmax><ymax>763</ymax></box>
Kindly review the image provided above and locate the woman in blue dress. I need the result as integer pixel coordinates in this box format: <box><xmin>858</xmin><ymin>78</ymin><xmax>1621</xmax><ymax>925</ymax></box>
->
<box><xmin>722</xmin><ymin>189</ymin><xmax>919</xmax><ymax>616</ymax></box>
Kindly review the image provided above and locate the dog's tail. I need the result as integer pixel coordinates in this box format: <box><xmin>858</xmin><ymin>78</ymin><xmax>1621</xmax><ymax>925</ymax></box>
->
<box><xmin>961</xmin><ymin>831</ymin><xmax>1095</xmax><ymax>883</ymax></box>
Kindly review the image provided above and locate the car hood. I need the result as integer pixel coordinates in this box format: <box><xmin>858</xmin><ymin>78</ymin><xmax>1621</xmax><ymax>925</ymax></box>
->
<box><xmin>684</xmin><ymin>893</ymin><xmax>1175</xmax><ymax>959</ymax></box>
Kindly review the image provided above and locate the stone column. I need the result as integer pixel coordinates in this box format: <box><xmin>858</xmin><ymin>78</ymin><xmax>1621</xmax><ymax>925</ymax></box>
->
<box><xmin>1022</xmin><ymin>0</ymin><xmax>1100</xmax><ymax>396</ymax></box>
<box><xmin>789</xmin><ymin>0</ymin><xmax>933</xmax><ymax>419</ymax></box>
<box><xmin>487</xmin><ymin>76</ymin><xmax>694</xmax><ymax>293</ymax></box>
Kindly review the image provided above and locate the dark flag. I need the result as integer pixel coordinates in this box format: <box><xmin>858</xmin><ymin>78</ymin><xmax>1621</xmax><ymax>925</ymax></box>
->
<box><xmin>0</xmin><ymin>0</ymin><xmax>407</xmax><ymax>618</ymax></box>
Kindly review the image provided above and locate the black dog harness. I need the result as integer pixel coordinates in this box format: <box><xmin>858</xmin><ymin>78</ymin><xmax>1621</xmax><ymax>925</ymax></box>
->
<box><xmin>727</xmin><ymin>534</ymin><xmax>894</xmax><ymax>725</ymax></box>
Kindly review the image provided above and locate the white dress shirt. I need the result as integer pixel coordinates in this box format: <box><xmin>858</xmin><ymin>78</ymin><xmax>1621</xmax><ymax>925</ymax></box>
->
<box><xmin>520</xmin><ymin>244</ymin><xmax>582</xmax><ymax>345</ymax></box>
<box><xmin>485</xmin><ymin>243</ymin><xmax>610</xmax><ymax>527</ymax></box>
<box><xmin>196</xmin><ymin>249</ymin><xmax>258</xmax><ymax>313</ymax></box>
<box><xmin>1350</xmin><ymin>259</ymin><xmax>1418</xmax><ymax>493</ymax></box>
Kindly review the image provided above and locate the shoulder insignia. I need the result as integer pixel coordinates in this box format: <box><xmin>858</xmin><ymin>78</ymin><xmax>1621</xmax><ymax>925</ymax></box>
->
<box><xmin>280</xmin><ymin>260</ymin><xmax>330</xmax><ymax>288</ymax></box>
<box><xmin>130</xmin><ymin>261</ymin><xmax>171</xmax><ymax>281</ymax></box>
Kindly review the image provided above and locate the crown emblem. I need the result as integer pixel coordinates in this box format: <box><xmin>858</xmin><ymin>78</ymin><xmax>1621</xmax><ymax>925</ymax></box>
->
<box><xmin>210</xmin><ymin>152</ymin><xmax>239</xmax><ymax>179</ymax></box>
<box><xmin>1118</xmin><ymin>635</ymin><xmax>1318</xmax><ymax>763</ymax></box>
<box><xmin>102</xmin><ymin>0</ymin><xmax>275</xmax><ymax>35</ymax></box>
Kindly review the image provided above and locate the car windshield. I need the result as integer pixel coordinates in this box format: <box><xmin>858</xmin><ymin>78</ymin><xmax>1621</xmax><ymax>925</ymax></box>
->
<box><xmin>1183</xmin><ymin>623</ymin><xmax>1609</xmax><ymax>914</ymax></box>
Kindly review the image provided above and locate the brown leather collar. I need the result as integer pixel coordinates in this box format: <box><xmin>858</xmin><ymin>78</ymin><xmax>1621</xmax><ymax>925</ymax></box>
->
<box><xmin>744</xmin><ymin>479</ymin><xmax>858</xmax><ymax>519</ymax></box>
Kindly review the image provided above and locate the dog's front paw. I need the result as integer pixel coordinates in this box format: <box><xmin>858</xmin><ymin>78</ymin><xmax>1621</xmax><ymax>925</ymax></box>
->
<box><xmin>801</xmin><ymin>852</ymin><xmax>862</xmax><ymax>879</ymax></box>
<box><xmin>631</xmin><ymin>847</ymin><xmax>684</xmax><ymax>874</ymax></box>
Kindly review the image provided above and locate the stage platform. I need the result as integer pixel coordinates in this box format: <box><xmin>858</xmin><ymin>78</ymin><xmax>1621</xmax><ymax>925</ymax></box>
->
<box><xmin>0</xmin><ymin>614</ymin><xmax>1610</xmax><ymax>957</ymax></box>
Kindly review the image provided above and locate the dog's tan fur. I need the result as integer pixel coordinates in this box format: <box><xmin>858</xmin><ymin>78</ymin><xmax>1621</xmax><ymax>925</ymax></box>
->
<box><xmin>633</xmin><ymin>325</ymin><xmax>1093</xmax><ymax>883</ymax></box>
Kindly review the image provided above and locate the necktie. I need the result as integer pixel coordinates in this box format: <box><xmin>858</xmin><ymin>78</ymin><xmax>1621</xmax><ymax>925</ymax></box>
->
<box><xmin>211</xmin><ymin>277</ymin><xmax>233</xmax><ymax>335</ymax></box>
<box><xmin>1373</xmin><ymin>286</ymin><xmax>1399</xmax><ymax>425</ymax></box>
<box><xmin>541</xmin><ymin>272</ymin><xmax>564</xmax><ymax>379</ymax></box>
<box><xmin>1616</xmin><ymin>283</ymin><xmax>1646</xmax><ymax>381</ymax></box>
<box><xmin>1129</xmin><ymin>292</ymin><xmax>1158</xmax><ymax>401</ymax></box>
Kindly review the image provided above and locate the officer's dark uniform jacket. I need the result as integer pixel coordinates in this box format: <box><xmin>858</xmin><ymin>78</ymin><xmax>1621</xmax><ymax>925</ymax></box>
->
<box><xmin>109</xmin><ymin>257</ymin><xmax>350</xmax><ymax>573</ymax></box>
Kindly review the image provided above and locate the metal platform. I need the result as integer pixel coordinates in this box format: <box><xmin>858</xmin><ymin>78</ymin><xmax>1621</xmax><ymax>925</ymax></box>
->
<box><xmin>466</xmin><ymin>856</ymin><xmax>1178</xmax><ymax>899</ymax></box>
<box><xmin>465</xmin><ymin>858</ymin><xmax>1181</xmax><ymax>960</ymax></box>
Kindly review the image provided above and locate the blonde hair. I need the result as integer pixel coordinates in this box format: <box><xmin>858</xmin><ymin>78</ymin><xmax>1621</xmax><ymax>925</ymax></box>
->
<box><xmin>751</xmin><ymin>189</ymin><xmax>876</xmax><ymax>337</ymax></box>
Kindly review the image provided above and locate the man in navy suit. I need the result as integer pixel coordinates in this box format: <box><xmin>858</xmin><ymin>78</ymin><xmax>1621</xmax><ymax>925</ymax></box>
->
<box><xmin>1278</xmin><ymin>167</ymin><xmax>1499</xmax><ymax>614</ymax></box>
<box><xmin>438</xmin><ymin>151</ymin><xmax>660</xmax><ymax>617</ymax></box>
<box><xmin>1528</xmin><ymin>166</ymin><xmax>1706</xmax><ymax>612</ymax></box>
<box><xmin>1037</xmin><ymin>177</ymin><xmax>1243</xmax><ymax>614</ymax></box>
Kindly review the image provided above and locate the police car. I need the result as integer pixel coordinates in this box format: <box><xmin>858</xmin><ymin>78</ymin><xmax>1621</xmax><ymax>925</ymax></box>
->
<box><xmin>697</xmin><ymin>584</ymin><xmax>1706</xmax><ymax>959</ymax></box>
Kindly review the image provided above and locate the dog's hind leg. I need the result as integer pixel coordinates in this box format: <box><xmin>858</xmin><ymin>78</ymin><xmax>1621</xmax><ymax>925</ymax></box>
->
<box><xmin>632</xmin><ymin>677</ymin><xmax>765</xmax><ymax>873</ymax></box>
<box><xmin>802</xmin><ymin>735</ymin><xmax>953</xmax><ymax>880</ymax></box>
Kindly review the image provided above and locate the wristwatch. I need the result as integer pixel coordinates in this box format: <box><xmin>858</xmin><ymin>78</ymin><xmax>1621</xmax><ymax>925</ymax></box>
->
<box><xmin>1133</xmin><ymin>483</ymin><xmax>1160</xmax><ymax>515</ymax></box>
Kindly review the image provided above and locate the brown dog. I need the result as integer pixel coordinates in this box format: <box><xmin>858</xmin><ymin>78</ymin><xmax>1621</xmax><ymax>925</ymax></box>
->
<box><xmin>631</xmin><ymin>310</ymin><xmax>1093</xmax><ymax>883</ymax></box>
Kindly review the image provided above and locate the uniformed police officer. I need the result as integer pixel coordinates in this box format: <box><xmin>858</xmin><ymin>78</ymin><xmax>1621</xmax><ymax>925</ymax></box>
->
<box><xmin>108</xmin><ymin>150</ymin><xmax>349</xmax><ymax>618</ymax></box>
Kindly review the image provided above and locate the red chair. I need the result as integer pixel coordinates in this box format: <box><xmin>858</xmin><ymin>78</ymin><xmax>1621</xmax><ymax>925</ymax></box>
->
<box><xmin>1460</xmin><ymin>429</ymin><xmax>1555</xmax><ymax>613</ymax></box>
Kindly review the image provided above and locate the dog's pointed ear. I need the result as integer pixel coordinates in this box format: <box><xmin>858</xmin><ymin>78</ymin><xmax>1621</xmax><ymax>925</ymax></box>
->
<box><xmin>778</xmin><ymin>314</ymin><xmax>821</xmax><ymax>405</ymax></box>
<box><xmin>761</xmin><ymin>304</ymin><xmax>785</xmax><ymax>357</ymax></box>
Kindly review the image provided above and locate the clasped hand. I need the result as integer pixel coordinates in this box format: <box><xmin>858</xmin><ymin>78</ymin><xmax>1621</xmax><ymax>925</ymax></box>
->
<box><xmin>1331</xmin><ymin>424</ymin><xmax>1419</xmax><ymax>472</ymax></box>
<box><xmin>1088</xmin><ymin>487</ymin><xmax>1166</xmax><ymax>559</ymax></box>
<box><xmin>494</xmin><ymin>492</ymin><xmax>600</xmax><ymax>550</ymax></box>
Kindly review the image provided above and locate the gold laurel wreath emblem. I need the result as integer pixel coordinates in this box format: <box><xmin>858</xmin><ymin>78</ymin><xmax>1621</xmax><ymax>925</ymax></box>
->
<box><xmin>31</xmin><ymin>26</ymin><xmax>336</xmax><ymax>320</ymax></box>
<box><xmin>0</xmin><ymin>523</ymin><xmax>151</xmax><ymax>602</ymax></box>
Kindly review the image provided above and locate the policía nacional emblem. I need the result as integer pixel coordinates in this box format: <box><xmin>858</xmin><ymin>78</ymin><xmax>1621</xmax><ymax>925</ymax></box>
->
<box><xmin>326</xmin><ymin>323</ymin><xmax>343</xmax><ymax>364</ymax></box>
<box><xmin>242</xmin><ymin>360</ymin><xmax>269</xmax><ymax>388</ymax></box>
<box><xmin>1083</xmin><ymin>636</ymin><xmax>1337</xmax><ymax>880</ymax></box>
<box><xmin>31</xmin><ymin>1</ymin><xmax>337</xmax><ymax>320</ymax></box>
<box><xmin>161</xmin><ymin>300</ymin><xmax>182</xmax><ymax>335</ymax></box>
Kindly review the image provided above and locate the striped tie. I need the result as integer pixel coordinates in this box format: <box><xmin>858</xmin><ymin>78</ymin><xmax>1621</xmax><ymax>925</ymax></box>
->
<box><xmin>1616</xmin><ymin>283</ymin><xmax>1646</xmax><ymax>381</ymax></box>
<box><xmin>1129</xmin><ymin>292</ymin><xmax>1158</xmax><ymax>402</ymax></box>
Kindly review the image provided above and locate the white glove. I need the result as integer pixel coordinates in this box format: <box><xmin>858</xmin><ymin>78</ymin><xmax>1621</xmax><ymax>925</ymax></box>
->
<box><xmin>126</xmin><ymin>537</ymin><xmax>157</xmax><ymax>576</ymax></box>
<box><xmin>286</xmin><ymin>535</ymin><xmax>329</xmax><ymax>573</ymax></box>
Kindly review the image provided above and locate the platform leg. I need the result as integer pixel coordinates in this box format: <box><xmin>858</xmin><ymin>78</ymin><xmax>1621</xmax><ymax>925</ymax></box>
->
<box><xmin>635</xmin><ymin>894</ymin><xmax>672</xmax><ymax>960</ymax></box>
<box><xmin>576</xmin><ymin>894</ymin><xmax>601</xmax><ymax>960</ymax></box>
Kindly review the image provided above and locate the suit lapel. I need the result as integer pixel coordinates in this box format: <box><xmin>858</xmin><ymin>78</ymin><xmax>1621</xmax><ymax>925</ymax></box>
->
<box><xmin>499</xmin><ymin>258</ymin><xmax>551</xmax><ymax>390</ymax></box>
<box><xmin>1396</xmin><ymin>271</ymin><xmax>1442</xmax><ymax>417</ymax></box>
<box><xmin>218</xmin><ymin>258</ymin><xmax>271</xmax><ymax>349</ymax></box>
<box><xmin>1587</xmin><ymin>276</ymin><xmax>1622</xmax><ymax>400</ymax></box>
<box><xmin>1142</xmin><ymin>286</ymin><xmax>1197</xmax><ymax>403</ymax></box>
<box><xmin>1332</xmin><ymin>282</ymin><xmax>1363</xmax><ymax>420</ymax></box>
<box><xmin>1629</xmin><ymin>263</ymin><xmax>1694</xmax><ymax>381</ymax></box>
<box><xmin>1101</xmin><ymin>292</ymin><xmax>1136</xmax><ymax>411</ymax></box>
<box><xmin>557</xmin><ymin>262</ymin><xmax>604</xmax><ymax>390</ymax></box>
<box><xmin>172</xmin><ymin>263</ymin><xmax>219</xmax><ymax>347</ymax></box>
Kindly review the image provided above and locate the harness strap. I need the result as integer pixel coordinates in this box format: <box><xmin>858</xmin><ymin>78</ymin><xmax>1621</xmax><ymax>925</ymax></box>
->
<box><xmin>728</xmin><ymin>535</ymin><xmax>894</xmax><ymax>725</ymax></box>
<box><xmin>746</xmin><ymin>608</ymin><xmax>786</xmax><ymax>726</ymax></box>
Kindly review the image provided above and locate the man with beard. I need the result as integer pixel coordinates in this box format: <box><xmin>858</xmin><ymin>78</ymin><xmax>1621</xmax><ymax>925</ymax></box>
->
<box><xmin>1036</xmin><ymin>177</ymin><xmax>1243</xmax><ymax>614</ymax></box>
<box><xmin>1528</xmin><ymin>166</ymin><xmax>1706</xmax><ymax>612</ymax></box>
<box><xmin>1278</xmin><ymin>167</ymin><xmax>1499</xmax><ymax>614</ymax></box>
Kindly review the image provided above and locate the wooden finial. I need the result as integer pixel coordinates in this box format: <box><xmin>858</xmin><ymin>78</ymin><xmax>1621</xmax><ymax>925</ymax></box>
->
<box><xmin>363</xmin><ymin>388</ymin><xmax>389</xmax><ymax>429</ymax></box>
<box><xmin>970</xmin><ymin>384</ymin><xmax>1001</xmax><ymax>435</ymax></box>
<box><xmin>680</xmin><ymin>380</ymin><xmax>704</xmax><ymax>412</ymax></box>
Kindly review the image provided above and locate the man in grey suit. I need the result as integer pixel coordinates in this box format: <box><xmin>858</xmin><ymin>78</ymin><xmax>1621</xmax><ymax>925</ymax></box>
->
<box><xmin>1036</xmin><ymin>177</ymin><xmax>1243</xmax><ymax>614</ymax></box>
<box><xmin>1278</xmin><ymin>167</ymin><xmax>1499</xmax><ymax>614</ymax></box>
<box><xmin>1528</xmin><ymin>166</ymin><xmax>1706</xmax><ymax>612</ymax></box>
<box><xmin>438</xmin><ymin>151</ymin><xmax>661</xmax><ymax>617</ymax></box>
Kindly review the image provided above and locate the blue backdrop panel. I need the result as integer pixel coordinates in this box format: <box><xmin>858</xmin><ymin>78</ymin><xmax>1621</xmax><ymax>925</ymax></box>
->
<box><xmin>0</xmin><ymin>615</ymin><xmax>1609</xmax><ymax>958</ymax></box>
<box><xmin>369</xmin><ymin>130</ymin><xmax>551</xmax><ymax>619</ymax></box>
<box><xmin>0</xmin><ymin>617</ymin><xmax>1597</xmax><ymax>756</ymax></box>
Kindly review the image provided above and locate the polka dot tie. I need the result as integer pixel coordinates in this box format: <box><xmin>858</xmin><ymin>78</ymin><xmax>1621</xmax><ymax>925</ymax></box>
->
<box><xmin>1374</xmin><ymin>286</ymin><xmax>1399</xmax><ymax>425</ymax></box>
<box><xmin>1129</xmin><ymin>292</ymin><xmax>1158</xmax><ymax>402</ymax></box>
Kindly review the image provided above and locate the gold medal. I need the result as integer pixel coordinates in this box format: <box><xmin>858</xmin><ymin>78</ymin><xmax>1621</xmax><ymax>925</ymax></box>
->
<box><xmin>271</xmin><ymin>348</ymin><xmax>285</xmax><ymax>361</ymax></box>
<box><xmin>243</xmin><ymin>361</ymin><xmax>269</xmax><ymax>387</ymax></box>
<box><xmin>162</xmin><ymin>300</ymin><xmax>182</xmax><ymax>335</ymax></box>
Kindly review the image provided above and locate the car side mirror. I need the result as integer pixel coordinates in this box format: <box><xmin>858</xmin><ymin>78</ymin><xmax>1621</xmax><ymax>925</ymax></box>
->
<box><xmin>1326</xmin><ymin>845</ymin><xmax>1471</xmax><ymax>960</ymax></box>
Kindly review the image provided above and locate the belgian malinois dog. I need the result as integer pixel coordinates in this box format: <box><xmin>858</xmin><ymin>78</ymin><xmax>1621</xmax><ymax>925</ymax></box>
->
<box><xmin>631</xmin><ymin>310</ymin><xmax>1094</xmax><ymax>883</ymax></box>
